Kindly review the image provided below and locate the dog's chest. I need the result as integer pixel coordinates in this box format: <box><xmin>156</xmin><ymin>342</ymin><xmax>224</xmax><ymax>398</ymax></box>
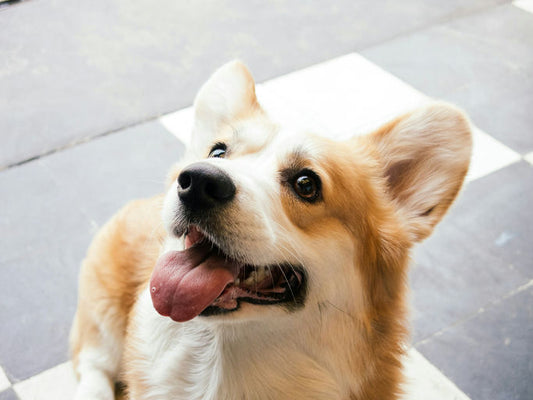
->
<box><xmin>127</xmin><ymin>290</ymin><xmax>343</xmax><ymax>400</ymax></box>
<box><xmin>140</xmin><ymin>338</ymin><xmax>221</xmax><ymax>400</ymax></box>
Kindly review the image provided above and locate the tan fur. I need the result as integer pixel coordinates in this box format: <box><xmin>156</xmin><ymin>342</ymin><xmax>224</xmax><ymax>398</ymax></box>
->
<box><xmin>70</xmin><ymin>61</ymin><xmax>472</xmax><ymax>400</ymax></box>
<box><xmin>70</xmin><ymin>196</ymin><xmax>164</xmax><ymax>373</ymax></box>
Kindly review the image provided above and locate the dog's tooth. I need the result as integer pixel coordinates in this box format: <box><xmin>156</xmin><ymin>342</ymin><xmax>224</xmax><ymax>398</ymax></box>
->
<box><xmin>242</xmin><ymin>271</ymin><xmax>256</xmax><ymax>286</ymax></box>
<box><xmin>241</xmin><ymin>267</ymin><xmax>272</xmax><ymax>287</ymax></box>
<box><xmin>255</xmin><ymin>267</ymin><xmax>269</xmax><ymax>282</ymax></box>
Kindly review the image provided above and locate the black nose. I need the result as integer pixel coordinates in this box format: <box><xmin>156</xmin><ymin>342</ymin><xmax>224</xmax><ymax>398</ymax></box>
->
<box><xmin>177</xmin><ymin>162</ymin><xmax>236</xmax><ymax>210</ymax></box>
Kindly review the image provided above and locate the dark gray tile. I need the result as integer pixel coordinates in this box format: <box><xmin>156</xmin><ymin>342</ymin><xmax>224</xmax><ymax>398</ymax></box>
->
<box><xmin>0</xmin><ymin>159</ymin><xmax>89</xmax><ymax>382</ymax></box>
<box><xmin>410</xmin><ymin>161</ymin><xmax>533</xmax><ymax>342</ymax></box>
<box><xmin>362</xmin><ymin>4</ymin><xmax>533</xmax><ymax>153</ymax></box>
<box><xmin>0</xmin><ymin>122</ymin><xmax>183</xmax><ymax>381</ymax></box>
<box><xmin>416</xmin><ymin>285</ymin><xmax>533</xmax><ymax>400</ymax></box>
<box><xmin>0</xmin><ymin>0</ymin><xmax>505</xmax><ymax>168</ymax></box>
<box><xmin>0</xmin><ymin>388</ymin><xmax>19</xmax><ymax>400</ymax></box>
<box><xmin>41</xmin><ymin>120</ymin><xmax>185</xmax><ymax>226</ymax></box>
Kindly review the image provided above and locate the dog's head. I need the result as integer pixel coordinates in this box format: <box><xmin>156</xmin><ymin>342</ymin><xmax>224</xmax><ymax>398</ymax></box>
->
<box><xmin>150</xmin><ymin>61</ymin><xmax>472</xmax><ymax>325</ymax></box>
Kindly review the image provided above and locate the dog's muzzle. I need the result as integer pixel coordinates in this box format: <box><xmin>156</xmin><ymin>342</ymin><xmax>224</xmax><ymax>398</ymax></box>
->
<box><xmin>177</xmin><ymin>162</ymin><xmax>236</xmax><ymax>211</ymax></box>
<box><xmin>155</xmin><ymin>162</ymin><xmax>308</xmax><ymax>322</ymax></box>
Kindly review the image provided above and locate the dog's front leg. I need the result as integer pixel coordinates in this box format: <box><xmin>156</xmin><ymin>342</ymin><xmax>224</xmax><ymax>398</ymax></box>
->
<box><xmin>71</xmin><ymin>338</ymin><xmax>118</xmax><ymax>400</ymax></box>
<box><xmin>70</xmin><ymin>197</ymin><xmax>164</xmax><ymax>399</ymax></box>
<box><xmin>70</xmin><ymin>256</ymin><xmax>124</xmax><ymax>400</ymax></box>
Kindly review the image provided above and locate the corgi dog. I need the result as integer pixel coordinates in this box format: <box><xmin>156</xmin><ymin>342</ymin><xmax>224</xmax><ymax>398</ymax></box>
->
<box><xmin>70</xmin><ymin>61</ymin><xmax>472</xmax><ymax>400</ymax></box>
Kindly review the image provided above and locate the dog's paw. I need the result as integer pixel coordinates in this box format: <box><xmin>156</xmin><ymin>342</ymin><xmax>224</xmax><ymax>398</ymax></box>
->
<box><xmin>74</xmin><ymin>371</ymin><xmax>115</xmax><ymax>400</ymax></box>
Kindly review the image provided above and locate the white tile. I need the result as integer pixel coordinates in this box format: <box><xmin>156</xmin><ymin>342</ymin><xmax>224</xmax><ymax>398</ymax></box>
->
<box><xmin>467</xmin><ymin>128</ymin><xmax>521</xmax><ymax>182</ymax></box>
<box><xmin>402</xmin><ymin>348</ymin><xmax>471</xmax><ymax>400</ymax></box>
<box><xmin>259</xmin><ymin>53</ymin><xmax>428</xmax><ymax>140</ymax></box>
<box><xmin>524</xmin><ymin>151</ymin><xmax>533</xmax><ymax>165</ymax></box>
<box><xmin>158</xmin><ymin>52</ymin><xmax>520</xmax><ymax>183</ymax></box>
<box><xmin>0</xmin><ymin>366</ymin><xmax>11</xmax><ymax>392</ymax></box>
<box><xmin>513</xmin><ymin>0</ymin><xmax>533</xmax><ymax>14</ymax></box>
<box><xmin>160</xmin><ymin>54</ymin><xmax>428</xmax><ymax>145</ymax></box>
<box><xmin>159</xmin><ymin>106</ymin><xmax>194</xmax><ymax>146</ymax></box>
<box><xmin>14</xmin><ymin>362</ymin><xmax>77</xmax><ymax>400</ymax></box>
<box><xmin>261</xmin><ymin>53</ymin><xmax>521</xmax><ymax>182</ymax></box>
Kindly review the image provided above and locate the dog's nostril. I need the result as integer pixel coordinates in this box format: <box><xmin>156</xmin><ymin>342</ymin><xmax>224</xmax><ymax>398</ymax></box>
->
<box><xmin>205</xmin><ymin>182</ymin><xmax>217</xmax><ymax>198</ymax></box>
<box><xmin>205</xmin><ymin>181</ymin><xmax>233</xmax><ymax>201</ymax></box>
<box><xmin>178</xmin><ymin>172</ymin><xmax>192</xmax><ymax>190</ymax></box>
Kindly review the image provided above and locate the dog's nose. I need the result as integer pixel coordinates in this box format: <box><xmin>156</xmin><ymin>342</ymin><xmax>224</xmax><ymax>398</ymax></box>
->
<box><xmin>177</xmin><ymin>162</ymin><xmax>236</xmax><ymax>210</ymax></box>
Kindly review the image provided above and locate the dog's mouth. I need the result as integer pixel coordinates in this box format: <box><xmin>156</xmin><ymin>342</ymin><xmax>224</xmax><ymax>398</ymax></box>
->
<box><xmin>150</xmin><ymin>226</ymin><xmax>305</xmax><ymax>322</ymax></box>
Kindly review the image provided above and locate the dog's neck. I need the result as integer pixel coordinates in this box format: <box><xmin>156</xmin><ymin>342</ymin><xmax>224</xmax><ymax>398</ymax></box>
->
<box><xmin>127</xmin><ymin>289</ymin><xmax>377</xmax><ymax>400</ymax></box>
<box><xmin>195</xmin><ymin>319</ymin><xmax>346</xmax><ymax>399</ymax></box>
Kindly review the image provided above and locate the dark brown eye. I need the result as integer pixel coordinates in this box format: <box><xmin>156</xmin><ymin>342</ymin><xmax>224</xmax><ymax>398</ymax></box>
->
<box><xmin>209</xmin><ymin>143</ymin><xmax>227</xmax><ymax>158</ymax></box>
<box><xmin>292</xmin><ymin>171</ymin><xmax>320</xmax><ymax>201</ymax></box>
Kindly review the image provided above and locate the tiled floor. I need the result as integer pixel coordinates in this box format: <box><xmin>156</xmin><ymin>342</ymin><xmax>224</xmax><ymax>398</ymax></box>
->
<box><xmin>1</xmin><ymin>1</ymin><xmax>532</xmax><ymax>399</ymax></box>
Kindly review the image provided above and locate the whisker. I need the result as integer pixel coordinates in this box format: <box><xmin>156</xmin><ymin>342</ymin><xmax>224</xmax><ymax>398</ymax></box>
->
<box><xmin>325</xmin><ymin>300</ymin><xmax>354</xmax><ymax>319</ymax></box>
<box><xmin>276</xmin><ymin>262</ymin><xmax>297</xmax><ymax>302</ymax></box>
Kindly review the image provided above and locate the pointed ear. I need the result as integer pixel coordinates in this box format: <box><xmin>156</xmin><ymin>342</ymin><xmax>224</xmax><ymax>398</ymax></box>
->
<box><xmin>368</xmin><ymin>102</ymin><xmax>472</xmax><ymax>242</ymax></box>
<box><xmin>191</xmin><ymin>60</ymin><xmax>260</xmax><ymax>154</ymax></box>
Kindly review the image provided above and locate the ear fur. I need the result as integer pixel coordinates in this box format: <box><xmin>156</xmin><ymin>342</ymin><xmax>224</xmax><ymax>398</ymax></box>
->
<box><xmin>368</xmin><ymin>102</ymin><xmax>472</xmax><ymax>242</ymax></box>
<box><xmin>191</xmin><ymin>60</ymin><xmax>260</xmax><ymax>154</ymax></box>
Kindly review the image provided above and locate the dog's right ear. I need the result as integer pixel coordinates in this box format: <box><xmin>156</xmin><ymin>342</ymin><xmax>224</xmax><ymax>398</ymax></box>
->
<box><xmin>191</xmin><ymin>61</ymin><xmax>259</xmax><ymax>155</ymax></box>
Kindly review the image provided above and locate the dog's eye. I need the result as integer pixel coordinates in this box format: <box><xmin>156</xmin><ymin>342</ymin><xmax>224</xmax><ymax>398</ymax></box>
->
<box><xmin>208</xmin><ymin>143</ymin><xmax>227</xmax><ymax>158</ymax></box>
<box><xmin>292</xmin><ymin>171</ymin><xmax>320</xmax><ymax>202</ymax></box>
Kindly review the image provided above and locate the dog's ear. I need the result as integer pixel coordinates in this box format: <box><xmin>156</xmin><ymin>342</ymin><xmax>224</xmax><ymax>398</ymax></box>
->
<box><xmin>191</xmin><ymin>60</ymin><xmax>259</xmax><ymax>154</ymax></box>
<box><xmin>367</xmin><ymin>102</ymin><xmax>472</xmax><ymax>242</ymax></box>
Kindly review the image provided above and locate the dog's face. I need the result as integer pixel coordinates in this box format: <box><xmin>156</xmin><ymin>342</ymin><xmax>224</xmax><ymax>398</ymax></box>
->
<box><xmin>150</xmin><ymin>61</ymin><xmax>472</xmax><ymax>325</ymax></box>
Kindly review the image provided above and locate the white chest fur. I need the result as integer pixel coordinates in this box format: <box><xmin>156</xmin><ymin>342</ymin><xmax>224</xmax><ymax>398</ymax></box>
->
<box><xmin>127</xmin><ymin>289</ymin><xmax>346</xmax><ymax>400</ymax></box>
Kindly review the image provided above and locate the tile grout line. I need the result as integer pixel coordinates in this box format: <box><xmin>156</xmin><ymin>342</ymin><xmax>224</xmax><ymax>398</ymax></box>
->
<box><xmin>0</xmin><ymin>112</ymin><xmax>176</xmax><ymax>172</ymax></box>
<box><xmin>415</xmin><ymin>279</ymin><xmax>533</xmax><ymax>347</ymax></box>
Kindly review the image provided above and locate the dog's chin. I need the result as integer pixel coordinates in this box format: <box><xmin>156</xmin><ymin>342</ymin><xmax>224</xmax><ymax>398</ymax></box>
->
<box><xmin>157</xmin><ymin>224</ymin><xmax>307</xmax><ymax>322</ymax></box>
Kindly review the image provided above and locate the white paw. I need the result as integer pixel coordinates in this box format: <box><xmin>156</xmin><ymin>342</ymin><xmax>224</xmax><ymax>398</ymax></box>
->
<box><xmin>74</xmin><ymin>371</ymin><xmax>114</xmax><ymax>400</ymax></box>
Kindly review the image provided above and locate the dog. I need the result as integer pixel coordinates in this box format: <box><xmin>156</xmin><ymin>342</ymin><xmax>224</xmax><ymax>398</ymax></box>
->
<box><xmin>70</xmin><ymin>61</ymin><xmax>472</xmax><ymax>399</ymax></box>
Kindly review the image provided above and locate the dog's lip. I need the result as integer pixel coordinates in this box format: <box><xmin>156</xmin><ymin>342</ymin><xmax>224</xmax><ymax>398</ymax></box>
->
<box><xmin>184</xmin><ymin>225</ymin><xmax>205</xmax><ymax>249</ymax></box>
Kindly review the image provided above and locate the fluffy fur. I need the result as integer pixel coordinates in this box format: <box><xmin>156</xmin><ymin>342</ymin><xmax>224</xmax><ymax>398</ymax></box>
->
<box><xmin>70</xmin><ymin>61</ymin><xmax>472</xmax><ymax>400</ymax></box>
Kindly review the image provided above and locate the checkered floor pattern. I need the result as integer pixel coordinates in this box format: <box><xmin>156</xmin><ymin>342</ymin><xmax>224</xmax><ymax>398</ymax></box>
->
<box><xmin>0</xmin><ymin>2</ymin><xmax>531</xmax><ymax>399</ymax></box>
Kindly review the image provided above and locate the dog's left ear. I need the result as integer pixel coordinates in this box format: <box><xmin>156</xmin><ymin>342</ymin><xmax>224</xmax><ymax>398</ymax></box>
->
<box><xmin>191</xmin><ymin>60</ymin><xmax>259</xmax><ymax>154</ymax></box>
<box><xmin>367</xmin><ymin>102</ymin><xmax>472</xmax><ymax>242</ymax></box>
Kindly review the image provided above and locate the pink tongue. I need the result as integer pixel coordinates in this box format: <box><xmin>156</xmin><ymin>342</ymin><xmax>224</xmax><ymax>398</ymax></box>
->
<box><xmin>150</xmin><ymin>243</ymin><xmax>238</xmax><ymax>322</ymax></box>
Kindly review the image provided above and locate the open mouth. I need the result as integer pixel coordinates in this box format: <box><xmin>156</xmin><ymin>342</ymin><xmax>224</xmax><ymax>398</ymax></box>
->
<box><xmin>150</xmin><ymin>226</ymin><xmax>305</xmax><ymax>322</ymax></box>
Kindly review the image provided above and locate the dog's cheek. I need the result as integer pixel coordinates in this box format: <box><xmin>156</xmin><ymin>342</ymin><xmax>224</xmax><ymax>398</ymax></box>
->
<box><xmin>299</xmin><ymin>229</ymin><xmax>361</xmax><ymax>307</ymax></box>
<box><xmin>279</xmin><ymin>190</ymin><xmax>326</xmax><ymax>233</ymax></box>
